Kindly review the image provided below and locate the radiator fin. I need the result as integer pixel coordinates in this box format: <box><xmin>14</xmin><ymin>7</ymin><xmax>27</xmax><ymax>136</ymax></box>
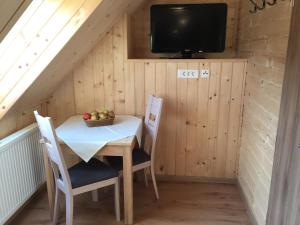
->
<box><xmin>0</xmin><ymin>124</ymin><xmax>45</xmax><ymax>224</ymax></box>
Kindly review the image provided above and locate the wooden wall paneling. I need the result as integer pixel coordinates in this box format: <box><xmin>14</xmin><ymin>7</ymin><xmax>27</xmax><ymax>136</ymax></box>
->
<box><xmin>134</xmin><ymin>62</ymin><xmax>145</xmax><ymax>116</ymax></box>
<box><xmin>16</xmin><ymin>104</ymin><xmax>41</xmax><ymax>128</ymax></box>
<box><xmin>215</xmin><ymin>62</ymin><xmax>232</xmax><ymax>177</ymax></box>
<box><xmin>165</xmin><ymin>62</ymin><xmax>177</xmax><ymax>175</ymax></box>
<box><xmin>154</xmin><ymin>62</ymin><xmax>167</xmax><ymax>174</ymax></box>
<box><xmin>0</xmin><ymin>101</ymin><xmax>47</xmax><ymax>139</ymax></box>
<box><xmin>93</xmin><ymin>41</ymin><xmax>105</xmax><ymax>109</ymax></box>
<box><xmin>43</xmin><ymin>16</ymin><xmax>247</xmax><ymax>179</ymax></box>
<box><xmin>47</xmin><ymin>73</ymin><xmax>76</xmax><ymax>126</ymax></box>
<box><xmin>175</xmin><ymin>62</ymin><xmax>188</xmax><ymax>176</ymax></box>
<box><xmin>144</xmin><ymin>62</ymin><xmax>156</xmax><ymax>104</ymax></box>
<box><xmin>113</xmin><ymin>19</ymin><xmax>126</xmax><ymax>114</ymax></box>
<box><xmin>124</xmin><ymin>61</ymin><xmax>136</xmax><ymax>115</ymax></box>
<box><xmin>195</xmin><ymin>62</ymin><xmax>210</xmax><ymax>176</ymax></box>
<box><xmin>85</xmin><ymin>55</ymin><xmax>97</xmax><ymax>112</ymax></box>
<box><xmin>226</xmin><ymin>62</ymin><xmax>246</xmax><ymax>178</ymax></box>
<box><xmin>186</xmin><ymin>62</ymin><xmax>199</xmax><ymax>176</ymax></box>
<box><xmin>207</xmin><ymin>62</ymin><xmax>222</xmax><ymax>177</ymax></box>
<box><xmin>49</xmin><ymin>57</ymin><xmax>246</xmax><ymax>179</ymax></box>
<box><xmin>73</xmin><ymin>61</ymin><xmax>86</xmax><ymax>114</ymax></box>
<box><xmin>103</xmin><ymin>31</ymin><xmax>115</xmax><ymax>111</ymax></box>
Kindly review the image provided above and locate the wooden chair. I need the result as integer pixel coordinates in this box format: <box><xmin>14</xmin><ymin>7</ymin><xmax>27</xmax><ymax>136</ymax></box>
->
<box><xmin>106</xmin><ymin>95</ymin><xmax>163</xmax><ymax>199</ymax></box>
<box><xmin>34</xmin><ymin>111</ymin><xmax>120</xmax><ymax>225</ymax></box>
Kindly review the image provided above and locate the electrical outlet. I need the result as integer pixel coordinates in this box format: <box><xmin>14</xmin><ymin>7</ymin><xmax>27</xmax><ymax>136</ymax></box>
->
<box><xmin>177</xmin><ymin>69</ymin><xmax>199</xmax><ymax>78</ymax></box>
<box><xmin>200</xmin><ymin>69</ymin><xmax>209</xmax><ymax>78</ymax></box>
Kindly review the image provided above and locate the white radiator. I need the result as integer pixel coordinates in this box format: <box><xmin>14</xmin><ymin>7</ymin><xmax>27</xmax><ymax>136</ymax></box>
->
<box><xmin>0</xmin><ymin>123</ymin><xmax>45</xmax><ymax>225</ymax></box>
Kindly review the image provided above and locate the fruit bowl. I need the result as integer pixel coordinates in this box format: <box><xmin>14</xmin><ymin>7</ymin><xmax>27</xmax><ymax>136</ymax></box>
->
<box><xmin>84</xmin><ymin>117</ymin><xmax>114</xmax><ymax>127</ymax></box>
<box><xmin>82</xmin><ymin>109</ymin><xmax>115</xmax><ymax>127</ymax></box>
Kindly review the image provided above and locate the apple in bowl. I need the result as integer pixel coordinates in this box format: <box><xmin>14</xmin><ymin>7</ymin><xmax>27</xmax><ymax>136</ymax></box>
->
<box><xmin>82</xmin><ymin>109</ymin><xmax>115</xmax><ymax>127</ymax></box>
<box><xmin>82</xmin><ymin>112</ymin><xmax>91</xmax><ymax>120</ymax></box>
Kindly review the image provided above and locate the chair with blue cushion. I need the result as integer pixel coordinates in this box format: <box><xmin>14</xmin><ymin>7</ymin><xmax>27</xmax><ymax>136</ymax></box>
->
<box><xmin>106</xmin><ymin>95</ymin><xmax>163</xmax><ymax>199</ymax></box>
<box><xmin>34</xmin><ymin>111</ymin><xmax>120</xmax><ymax>225</ymax></box>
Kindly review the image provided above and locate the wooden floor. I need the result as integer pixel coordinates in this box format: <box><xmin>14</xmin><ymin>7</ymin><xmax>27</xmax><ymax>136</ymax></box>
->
<box><xmin>9</xmin><ymin>181</ymin><xmax>251</xmax><ymax>225</ymax></box>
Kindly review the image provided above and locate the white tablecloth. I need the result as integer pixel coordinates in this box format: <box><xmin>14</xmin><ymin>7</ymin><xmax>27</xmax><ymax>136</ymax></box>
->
<box><xmin>56</xmin><ymin>115</ymin><xmax>142</xmax><ymax>162</ymax></box>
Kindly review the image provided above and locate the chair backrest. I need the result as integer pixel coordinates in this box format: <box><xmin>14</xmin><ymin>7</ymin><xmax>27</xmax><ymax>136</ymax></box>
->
<box><xmin>34</xmin><ymin>111</ymin><xmax>72</xmax><ymax>191</ymax></box>
<box><xmin>144</xmin><ymin>95</ymin><xmax>163</xmax><ymax>161</ymax></box>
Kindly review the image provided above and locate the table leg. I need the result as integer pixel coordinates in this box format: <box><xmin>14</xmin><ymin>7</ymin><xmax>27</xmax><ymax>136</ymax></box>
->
<box><xmin>43</xmin><ymin>148</ymin><xmax>54</xmax><ymax>218</ymax></box>
<box><xmin>123</xmin><ymin>147</ymin><xmax>133</xmax><ymax>225</ymax></box>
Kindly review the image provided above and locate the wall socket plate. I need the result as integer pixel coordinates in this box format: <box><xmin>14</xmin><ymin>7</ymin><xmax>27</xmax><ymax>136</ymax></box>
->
<box><xmin>200</xmin><ymin>69</ymin><xmax>209</xmax><ymax>78</ymax></box>
<box><xmin>177</xmin><ymin>69</ymin><xmax>199</xmax><ymax>78</ymax></box>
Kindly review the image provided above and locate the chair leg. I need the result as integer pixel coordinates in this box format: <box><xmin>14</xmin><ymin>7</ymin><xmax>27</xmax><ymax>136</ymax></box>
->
<box><xmin>114</xmin><ymin>179</ymin><xmax>121</xmax><ymax>221</ymax></box>
<box><xmin>150</xmin><ymin>165</ymin><xmax>159</xmax><ymax>200</ymax></box>
<box><xmin>53</xmin><ymin>187</ymin><xmax>61</xmax><ymax>224</ymax></box>
<box><xmin>144</xmin><ymin>168</ymin><xmax>149</xmax><ymax>187</ymax></box>
<box><xmin>65</xmin><ymin>194</ymin><xmax>74</xmax><ymax>225</ymax></box>
<box><xmin>91</xmin><ymin>190</ymin><xmax>99</xmax><ymax>202</ymax></box>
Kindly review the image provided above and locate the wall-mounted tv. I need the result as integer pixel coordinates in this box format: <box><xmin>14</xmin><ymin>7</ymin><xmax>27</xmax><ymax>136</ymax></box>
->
<box><xmin>150</xmin><ymin>3</ymin><xmax>227</xmax><ymax>58</ymax></box>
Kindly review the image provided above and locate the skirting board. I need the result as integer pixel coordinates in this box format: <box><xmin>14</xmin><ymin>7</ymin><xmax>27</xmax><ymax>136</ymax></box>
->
<box><xmin>156</xmin><ymin>174</ymin><xmax>237</xmax><ymax>184</ymax></box>
<box><xmin>237</xmin><ymin>180</ymin><xmax>259</xmax><ymax>225</ymax></box>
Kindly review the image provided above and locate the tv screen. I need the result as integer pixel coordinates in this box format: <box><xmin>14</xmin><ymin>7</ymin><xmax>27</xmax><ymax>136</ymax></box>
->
<box><xmin>150</xmin><ymin>4</ymin><xmax>227</xmax><ymax>56</ymax></box>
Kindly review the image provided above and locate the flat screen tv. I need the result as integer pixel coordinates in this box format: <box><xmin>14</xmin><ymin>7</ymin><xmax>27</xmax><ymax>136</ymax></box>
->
<box><xmin>150</xmin><ymin>3</ymin><xmax>227</xmax><ymax>58</ymax></box>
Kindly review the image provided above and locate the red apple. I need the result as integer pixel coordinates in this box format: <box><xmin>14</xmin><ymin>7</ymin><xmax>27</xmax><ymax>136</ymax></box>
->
<box><xmin>83</xmin><ymin>112</ymin><xmax>91</xmax><ymax>120</ymax></box>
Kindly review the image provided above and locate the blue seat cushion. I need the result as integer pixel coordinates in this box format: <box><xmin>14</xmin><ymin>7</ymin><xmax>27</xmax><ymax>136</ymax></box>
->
<box><xmin>106</xmin><ymin>148</ymin><xmax>150</xmax><ymax>171</ymax></box>
<box><xmin>67</xmin><ymin>158</ymin><xmax>118</xmax><ymax>188</ymax></box>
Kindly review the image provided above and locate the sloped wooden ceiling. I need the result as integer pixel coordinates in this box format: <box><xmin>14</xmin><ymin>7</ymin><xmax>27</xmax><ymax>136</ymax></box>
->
<box><xmin>0</xmin><ymin>0</ymin><xmax>145</xmax><ymax>120</ymax></box>
<box><xmin>0</xmin><ymin>0</ymin><xmax>32</xmax><ymax>43</ymax></box>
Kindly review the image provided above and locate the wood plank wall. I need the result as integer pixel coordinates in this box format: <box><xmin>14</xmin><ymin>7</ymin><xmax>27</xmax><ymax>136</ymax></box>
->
<box><xmin>129</xmin><ymin>0</ymin><xmax>240</xmax><ymax>59</ymax></box>
<box><xmin>47</xmin><ymin>17</ymin><xmax>247</xmax><ymax>178</ymax></box>
<box><xmin>0</xmin><ymin>102</ymin><xmax>47</xmax><ymax>139</ymax></box>
<box><xmin>237</xmin><ymin>1</ymin><xmax>292</xmax><ymax>225</ymax></box>
<box><xmin>0</xmin><ymin>0</ymin><xmax>145</xmax><ymax>139</ymax></box>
